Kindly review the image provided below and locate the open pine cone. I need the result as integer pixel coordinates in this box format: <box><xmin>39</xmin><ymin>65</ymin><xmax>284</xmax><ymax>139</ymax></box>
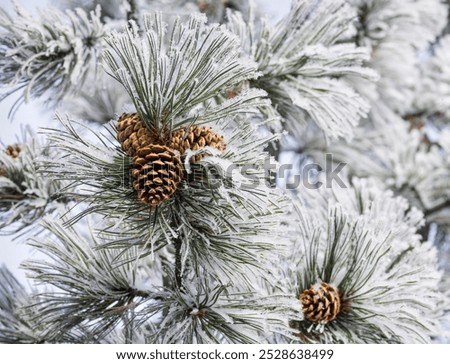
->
<box><xmin>1</xmin><ymin>144</ymin><xmax>21</xmax><ymax>177</ymax></box>
<box><xmin>131</xmin><ymin>144</ymin><xmax>183</xmax><ymax>207</ymax></box>
<box><xmin>117</xmin><ymin>113</ymin><xmax>154</xmax><ymax>157</ymax></box>
<box><xmin>5</xmin><ymin>144</ymin><xmax>21</xmax><ymax>159</ymax></box>
<box><xmin>170</xmin><ymin>125</ymin><xmax>226</xmax><ymax>162</ymax></box>
<box><xmin>300</xmin><ymin>282</ymin><xmax>341</xmax><ymax>323</ymax></box>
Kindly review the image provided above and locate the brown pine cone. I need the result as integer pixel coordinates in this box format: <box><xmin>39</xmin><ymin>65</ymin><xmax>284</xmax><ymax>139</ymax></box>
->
<box><xmin>6</xmin><ymin>144</ymin><xmax>21</xmax><ymax>159</ymax></box>
<box><xmin>131</xmin><ymin>144</ymin><xmax>183</xmax><ymax>206</ymax></box>
<box><xmin>170</xmin><ymin>125</ymin><xmax>226</xmax><ymax>162</ymax></box>
<box><xmin>1</xmin><ymin>144</ymin><xmax>21</xmax><ymax>177</ymax></box>
<box><xmin>117</xmin><ymin>113</ymin><xmax>155</xmax><ymax>157</ymax></box>
<box><xmin>300</xmin><ymin>282</ymin><xmax>341</xmax><ymax>323</ymax></box>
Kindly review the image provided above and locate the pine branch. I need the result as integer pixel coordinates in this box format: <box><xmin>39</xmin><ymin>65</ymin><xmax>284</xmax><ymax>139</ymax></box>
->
<box><xmin>304</xmin><ymin>105</ymin><xmax>450</xmax><ymax>218</ymax></box>
<box><xmin>352</xmin><ymin>0</ymin><xmax>448</xmax><ymax>114</ymax></box>
<box><xmin>416</xmin><ymin>35</ymin><xmax>450</xmax><ymax>119</ymax></box>
<box><xmin>0</xmin><ymin>266</ymin><xmax>39</xmax><ymax>343</ymax></box>
<box><xmin>0</xmin><ymin>265</ymin><xmax>95</xmax><ymax>343</ymax></box>
<box><xmin>226</xmin><ymin>0</ymin><xmax>377</xmax><ymax>139</ymax></box>
<box><xmin>39</xmin><ymin>5</ymin><xmax>287</xmax><ymax>286</ymax></box>
<box><xmin>103</xmin><ymin>12</ymin><xmax>263</xmax><ymax>133</ymax></box>
<box><xmin>23</xmin><ymin>218</ymin><xmax>294</xmax><ymax>343</ymax></box>
<box><xmin>140</xmin><ymin>272</ymin><xmax>296</xmax><ymax>343</ymax></box>
<box><xmin>41</xmin><ymin>113</ymin><xmax>290</xmax><ymax>285</ymax></box>
<box><xmin>285</xmin><ymin>179</ymin><xmax>446</xmax><ymax>343</ymax></box>
<box><xmin>23</xmin><ymin>219</ymin><xmax>158</xmax><ymax>341</ymax></box>
<box><xmin>0</xmin><ymin>3</ymin><xmax>105</xmax><ymax>110</ymax></box>
<box><xmin>0</xmin><ymin>137</ymin><xmax>70</xmax><ymax>234</ymax></box>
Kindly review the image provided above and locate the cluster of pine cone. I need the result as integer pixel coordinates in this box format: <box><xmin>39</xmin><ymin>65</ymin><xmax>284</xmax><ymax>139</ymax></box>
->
<box><xmin>117</xmin><ymin>113</ymin><xmax>226</xmax><ymax>207</ymax></box>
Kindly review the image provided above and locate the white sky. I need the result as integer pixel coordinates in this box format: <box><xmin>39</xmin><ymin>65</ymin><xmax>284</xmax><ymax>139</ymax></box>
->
<box><xmin>0</xmin><ymin>0</ymin><xmax>292</xmax><ymax>283</ymax></box>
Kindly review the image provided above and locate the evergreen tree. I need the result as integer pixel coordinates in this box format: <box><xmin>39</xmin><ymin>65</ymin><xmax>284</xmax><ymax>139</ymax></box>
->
<box><xmin>0</xmin><ymin>0</ymin><xmax>449</xmax><ymax>343</ymax></box>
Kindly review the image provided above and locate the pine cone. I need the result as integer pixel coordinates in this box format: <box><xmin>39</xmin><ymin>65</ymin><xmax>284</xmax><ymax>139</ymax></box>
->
<box><xmin>1</xmin><ymin>144</ymin><xmax>21</xmax><ymax>177</ymax></box>
<box><xmin>117</xmin><ymin>113</ymin><xmax>154</xmax><ymax>157</ymax></box>
<box><xmin>131</xmin><ymin>144</ymin><xmax>183</xmax><ymax>206</ymax></box>
<box><xmin>170</xmin><ymin>125</ymin><xmax>226</xmax><ymax>162</ymax></box>
<box><xmin>5</xmin><ymin>144</ymin><xmax>21</xmax><ymax>159</ymax></box>
<box><xmin>300</xmin><ymin>282</ymin><xmax>341</xmax><ymax>323</ymax></box>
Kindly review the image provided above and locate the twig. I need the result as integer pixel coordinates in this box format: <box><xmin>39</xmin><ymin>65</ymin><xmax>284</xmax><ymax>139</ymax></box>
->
<box><xmin>424</xmin><ymin>200</ymin><xmax>450</xmax><ymax>217</ymax></box>
<box><xmin>0</xmin><ymin>194</ymin><xmax>24</xmax><ymax>200</ymax></box>
<box><xmin>126</xmin><ymin>0</ymin><xmax>138</xmax><ymax>23</ymax></box>
<box><xmin>174</xmin><ymin>236</ymin><xmax>183</xmax><ymax>288</ymax></box>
